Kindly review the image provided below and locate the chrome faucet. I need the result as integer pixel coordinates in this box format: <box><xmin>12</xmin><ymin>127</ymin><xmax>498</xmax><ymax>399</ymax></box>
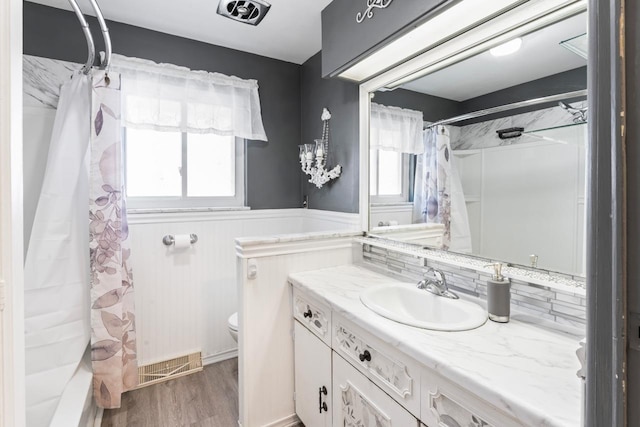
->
<box><xmin>417</xmin><ymin>268</ymin><xmax>459</xmax><ymax>299</ymax></box>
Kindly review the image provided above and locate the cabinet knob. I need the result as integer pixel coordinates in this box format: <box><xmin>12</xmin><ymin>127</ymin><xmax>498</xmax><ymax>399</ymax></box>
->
<box><xmin>303</xmin><ymin>309</ymin><xmax>312</xmax><ymax>318</ymax></box>
<box><xmin>359</xmin><ymin>350</ymin><xmax>372</xmax><ymax>362</ymax></box>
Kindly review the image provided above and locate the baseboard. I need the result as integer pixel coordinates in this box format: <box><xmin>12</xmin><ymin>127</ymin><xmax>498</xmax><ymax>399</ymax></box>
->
<box><xmin>261</xmin><ymin>413</ymin><xmax>301</xmax><ymax>427</ymax></box>
<box><xmin>93</xmin><ymin>407</ymin><xmax>104</xmax><ymax>427</ymax></box>
<box><xmin>202</xmin><ymin>348</ymin><xmax>238</xmax><ymax>366</ymax></box>
<box><xmin>237</xmin><ymin>413</ymin><xmax>299</xmax><ymax>427</ymax></box>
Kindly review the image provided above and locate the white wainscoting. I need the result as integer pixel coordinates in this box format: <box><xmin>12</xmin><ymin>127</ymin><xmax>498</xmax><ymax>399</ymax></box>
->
<box><xmin>303</xmin><ymin>209</ymin><xmax>361</xmax><ymax>232</ymax></box>
<box><xmin>370</xmin><ymin>203</ymin><xmax>414</xmax><ymax>227</ymax></box>
<box><xmin>236</xmin><ymin>233</ymin><xmax>360</xmax><ymax>427</ymax></box>
<box><xmin>128</xmin><ymin>209</ymin><xmax>359</xmax><ymax>367</ymax></box>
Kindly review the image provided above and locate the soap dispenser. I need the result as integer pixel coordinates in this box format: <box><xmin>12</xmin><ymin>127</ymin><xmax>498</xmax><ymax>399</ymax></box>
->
<box><xmin>486</xmin><ymin>263</ymin><xmax>510</xmax><ymax>323</ymax></box>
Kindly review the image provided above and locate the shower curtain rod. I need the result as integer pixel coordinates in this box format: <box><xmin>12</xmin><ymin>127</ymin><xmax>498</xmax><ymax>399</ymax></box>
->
<box><xmin>426</xmin><ymin>89</ymin><xmax>587</xmax><ymax>129</ymax></box>
<box><xmin>67</xmin><ymin>0</ymin><xmax>112</xmax><ymax>74</ymax></box>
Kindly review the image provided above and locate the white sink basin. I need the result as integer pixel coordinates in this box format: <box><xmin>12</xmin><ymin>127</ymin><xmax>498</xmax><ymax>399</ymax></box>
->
<box><xmin>360</xmin><ymin>284</ymin><xmax>488</xmax><ymax>331</ymax></box>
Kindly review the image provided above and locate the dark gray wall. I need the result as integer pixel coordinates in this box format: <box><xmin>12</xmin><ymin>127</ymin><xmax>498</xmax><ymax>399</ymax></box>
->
<box><xmin>321</xmin><ymin>0</ymin><xmax>453</xmax><ymax>78</ymax></box>
<box><xmin>373</xmin><ymin>67</ymin><xmax>587</xmax><ymax>126</ymax></box>
<box><xmin>300</xmin><ymin>52</ymin><xmax>359</xmax><ymax>213</ymax></box>
<box><xmin>23</xmin><ymin>2</ymin><xmax>302</xmax><ymax>210</ymax></box>
<box><xmin>459</xmin><ymin>66</ymin><xmax>587</xmax><ymax>124</ymax></box>
<box><xmin>373</xmin><ymin>88</ymin><xmax>461</xmax><ymax>122</ymax></box>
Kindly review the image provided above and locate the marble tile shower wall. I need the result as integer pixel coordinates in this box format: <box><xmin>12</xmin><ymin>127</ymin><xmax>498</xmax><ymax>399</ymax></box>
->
<box><xmin>451</xmin><ymin>101</ymin><xmax>587</xmax><ymax>150</ymax></box>
<box><xmin>362</xmin><ymin>244</ymin><xmax>587</xmax><ymax>329</ymax></box>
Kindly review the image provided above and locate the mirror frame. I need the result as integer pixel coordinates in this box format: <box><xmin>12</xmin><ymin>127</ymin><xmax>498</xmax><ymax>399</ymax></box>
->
<box><xmin>358</xmin><ymin>0</ymin><xmax>588</xmax><ymax>280</ymax></box>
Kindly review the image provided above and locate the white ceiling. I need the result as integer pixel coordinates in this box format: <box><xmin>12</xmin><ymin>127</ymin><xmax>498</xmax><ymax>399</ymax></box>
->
<box><xmin>26</xmin><ymin>0</ymin><xmax>333</xmax><ymax>64</ymax></box>
<box><xmin>400</xmin><ymin>12</ymin><xmax>587</xmax><ymax>101</ymax></box>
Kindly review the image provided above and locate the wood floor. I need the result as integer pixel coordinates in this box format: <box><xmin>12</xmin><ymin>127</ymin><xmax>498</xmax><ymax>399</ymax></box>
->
<box><xmin>102</xmin><ymin>358</ymin><xmax>239</xmax><ymax>427</ymax></box>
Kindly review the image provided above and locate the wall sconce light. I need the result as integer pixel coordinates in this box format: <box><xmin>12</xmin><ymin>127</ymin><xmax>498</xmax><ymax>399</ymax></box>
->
<box><xmin>299</xmin><ymin>108</ymin><xmax>342</xmax><ymax>189</ymax></box>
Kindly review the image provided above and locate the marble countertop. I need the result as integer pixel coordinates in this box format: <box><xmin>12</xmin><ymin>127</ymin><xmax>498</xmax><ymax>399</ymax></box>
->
<box><xmin>235</xmin><ymin>230</ymin><xmax>363</xmax><ymax>246</ymax></box>
<box><xmin>289</xmin><ymin>264</ymin><xmax>583</xmax><ymax>427</ymax></box>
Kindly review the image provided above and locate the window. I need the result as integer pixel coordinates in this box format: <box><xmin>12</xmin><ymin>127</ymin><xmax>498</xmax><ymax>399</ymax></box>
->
<box><xmin>369</xmin><ymin>148</ymin><xmax>410</xmax><ymax>204</ymax></box>
<box><xmin>111</xmin><ymin>54</ymin><xmax>269</xmax><ymax>210</ymax></box>
<box><xmin>125</xmin><ymin>128</ymin><xmax>245</xmax><ymax>209</ymax></box>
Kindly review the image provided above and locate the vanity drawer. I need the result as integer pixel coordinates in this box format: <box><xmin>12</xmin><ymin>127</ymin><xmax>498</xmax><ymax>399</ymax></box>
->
<box><xmin>293</xmin><ymin>288</ymin><xmax>332</xmax><ymax>346</ymax></box>
<box><xmin>333</xmin><ymin>351</ymin><xmax>419</xmax><ymax>427</ymax></box>
<box><xmin>332</xmin><ymin>313</ymin><xmax>421</xmax><ymax>417</ymax></box>
<box><xmin>421</xmin><ymin>368</ymin><xmax>525</xmax><ymax>427</ymax></box>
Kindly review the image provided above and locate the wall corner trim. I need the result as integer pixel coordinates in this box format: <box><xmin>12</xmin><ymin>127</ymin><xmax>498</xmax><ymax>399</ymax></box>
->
<box><xmin>0</xmin><ymin>279</ymin><xmax>5</xmax><ymax>311</ymax></box>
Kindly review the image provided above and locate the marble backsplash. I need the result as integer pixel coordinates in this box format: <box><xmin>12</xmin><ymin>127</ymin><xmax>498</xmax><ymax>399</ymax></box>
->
<box><xmin>452</xmin><ymin>101</ymin><xmax>587</xmax><ymax>150</ymax></box>
<box><xmin>360</xmin><ymin>238</ymin><xmax>586</xmax><ymax>329</ymax></box>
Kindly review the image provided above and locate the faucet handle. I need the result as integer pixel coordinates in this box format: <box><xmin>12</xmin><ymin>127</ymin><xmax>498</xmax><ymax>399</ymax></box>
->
<box><xmin>425</xmin><ymin>267</ymin><xmax>445</xmax><ymax>283</ymax></box>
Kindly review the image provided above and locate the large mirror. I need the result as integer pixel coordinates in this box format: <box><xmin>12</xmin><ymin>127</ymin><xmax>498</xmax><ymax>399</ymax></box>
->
<box><xmin>367</xmin><ymin>11</ymin><xmax>588</xmax><ymax>277</ymax></box>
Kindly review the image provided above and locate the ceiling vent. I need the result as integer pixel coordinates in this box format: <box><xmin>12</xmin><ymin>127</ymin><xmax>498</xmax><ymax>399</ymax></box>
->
<box><xmin>217</xmin><ymin>0</ymin><xmax>271</xmax><ymax>26</ymax></box>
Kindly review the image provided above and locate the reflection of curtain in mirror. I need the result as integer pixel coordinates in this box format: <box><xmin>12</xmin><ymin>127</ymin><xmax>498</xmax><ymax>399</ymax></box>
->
<box><xmin>449</xmin><ymin>158</ymin><xmax>473</xmax><ymax>253</ymax></box>
<box><xmin>413</xmin><ymin>126</ymin><xmax>452</xmax><ymax>248</ymax></box>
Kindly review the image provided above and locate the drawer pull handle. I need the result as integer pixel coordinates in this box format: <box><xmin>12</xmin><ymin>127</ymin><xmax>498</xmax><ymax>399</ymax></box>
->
<box><xmin>303</xmin><ymin>309</ymin><xmax>313</xmax><ymax>318</ymax></box>
<box><xmin>319</xmin><ymin>386</ymin><xmax>328</xmax><ymax>413</ymax></box>
<box><xmin>359</xmin><ymin>350</ymin><xmax>372</xmax><ymax>362</ymax></box>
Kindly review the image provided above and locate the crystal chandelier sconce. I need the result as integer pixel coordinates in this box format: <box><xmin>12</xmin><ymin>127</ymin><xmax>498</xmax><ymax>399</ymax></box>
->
<box><xmin>299</xmin><ymin>108</ymin><xmax>342</xmax><ymax>189</ymax></box>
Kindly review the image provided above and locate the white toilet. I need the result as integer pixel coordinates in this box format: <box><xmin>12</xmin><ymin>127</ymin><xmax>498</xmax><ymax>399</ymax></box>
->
<box><xmin>228</xmin><ymin>312</ymin><xmax>238</xmax><ymax>342</ymax></box>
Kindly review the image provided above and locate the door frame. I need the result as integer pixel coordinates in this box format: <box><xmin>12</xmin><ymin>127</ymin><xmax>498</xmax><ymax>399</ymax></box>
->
<box><xmin>0</xmin><ymin>0</ymin><xmax>25</xmax><ymax>426</ymax></box>
<box><xmin>586</xmin><ymin>1</ymin><xmax>626</xmax><ymax>425</ymax></box>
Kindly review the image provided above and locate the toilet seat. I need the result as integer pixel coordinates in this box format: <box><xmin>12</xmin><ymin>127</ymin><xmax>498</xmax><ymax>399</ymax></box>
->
<box><xmin>228</xmin><ymin>312</ymin><xmax>239</xmax><ymax>343</ymax></box>
<box><xmin>228</xmin><ymin>312</ymin><xmax>238</xmax><ymax>331</ymax></box>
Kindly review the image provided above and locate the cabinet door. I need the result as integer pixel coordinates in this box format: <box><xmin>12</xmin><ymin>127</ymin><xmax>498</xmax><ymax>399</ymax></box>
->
<box><xmin>421</xmin><ymin>367</ymin><xmax>522</xmax><ymax>427</ymax></box>
<box><xmin>294</xmin><ymin>321</ymin><xmax>332</xmax><ymax>427</ymax></box>
<box><xmin>293</xmin><ymin>289</ymin><xmax>332</xmax><ymax>346</ymax></box>
<box><xmin>333</xmin><ymin>353</ymin><xmax>418</xmax><ymax>427</ymax></box>
<box><xmin>333</xmin><ymin>314</ymin><xmax>421</xmax><ymax>417</ymax></box>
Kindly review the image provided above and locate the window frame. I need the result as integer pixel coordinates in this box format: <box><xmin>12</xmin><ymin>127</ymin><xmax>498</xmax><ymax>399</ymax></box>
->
<box><xmin>124</xmin><ymin>128</ymin><xmax>246</xmax><ymax>209</ymax></box>
<box><xmin>369</xmin><ymin>148</ymin><xmax>411</xmax><ymax>205</ymax></box>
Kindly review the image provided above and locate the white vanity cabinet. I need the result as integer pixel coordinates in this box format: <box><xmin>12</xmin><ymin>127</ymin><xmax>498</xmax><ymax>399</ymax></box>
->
<box><xmin>294</xmin><ymin>321</ymin><xmax>332</xmax><ymax>427</ymax></box>
<box><xmin>293</xmin><ymin>286</ymin><xmax>534</xmax><ymax>427</ymax></box>
<box><xmin>290</xmin><ymin>266</ymin><xmax>583</xmax><ymax>427</ymax></box>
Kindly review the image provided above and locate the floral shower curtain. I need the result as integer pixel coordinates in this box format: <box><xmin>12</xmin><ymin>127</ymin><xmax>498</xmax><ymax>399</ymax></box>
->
<box><xmin>413</xmin><ymin>126</ymin><xmax>452</xmax><ymax>248</ymax></box>
<box><xmin>24</xmin><ymin>68</ymin><xmax>137</xmax><ymax>425</ymax></box>
<box><xmin>89</xmin><ymin>70</ymin><xmax>138</xmax><ymax>408</ymax></box>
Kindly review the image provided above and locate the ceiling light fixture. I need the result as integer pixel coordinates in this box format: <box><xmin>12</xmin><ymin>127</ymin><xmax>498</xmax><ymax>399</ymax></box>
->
<box><xmin>490</xmin><ymin>38</ymin><xmax>522</xmax><ymax>56</ymax></box>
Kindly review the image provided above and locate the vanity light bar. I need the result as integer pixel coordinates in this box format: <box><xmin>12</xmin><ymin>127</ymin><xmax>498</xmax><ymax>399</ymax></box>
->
<box><xmin>384</xmin><ymin>0</ymin><xmax>587</xmax><ymax>89</ymax></box>
<box><xmin>340</xmin><ymin>0</ymin><xmax>586</xmax><ymax>84</ymax></box>
<box><xmin>339</xmin><ymin>0</ymin><xmax>528</xmax><ymax>81</ymax></box>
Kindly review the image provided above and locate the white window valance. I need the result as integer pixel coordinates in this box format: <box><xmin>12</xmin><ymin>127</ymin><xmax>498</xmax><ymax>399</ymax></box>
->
<box><xmin>370</xmin><ymin>102</ymin><xmax>424</xmax><ymax>154</ymax></box>
<box><xmin>111</xmin><ymin>54</ymin><xmax>268</xmax><ymax>141</ymax></box>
